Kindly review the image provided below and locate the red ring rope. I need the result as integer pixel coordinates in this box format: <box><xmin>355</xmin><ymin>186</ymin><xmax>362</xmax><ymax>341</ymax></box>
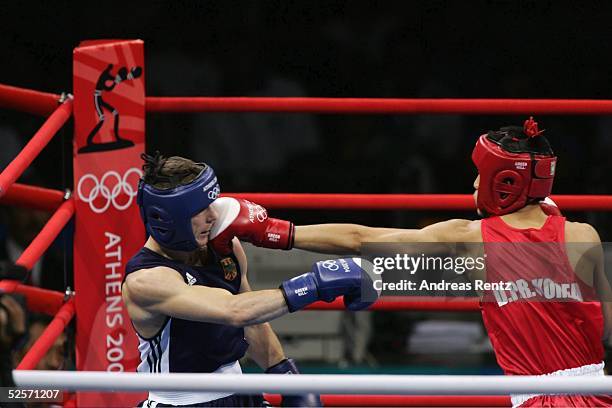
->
<box><xmin>0</xmin><ymin>83</ymin><xmax>61</xmax><ymax>117</ymax></box>
<box><xmin>0</xmin><ymin>100</ymin><xmax>72</xmax><ymax>197</ymax></box>
<box><xmin>146</xmin><ymin>96</ymin><xmax>612</xmax><ymax>114</ymax></box>
<box><xmin>15</xmin><ymin>198</ymin><xmax>74</xmax><ymax>271</ymax></box>
<box><xmin>0</xmin><ymin>281</ymin><xmax>64</xmax><ymax>315</ymax></box>
<box><xmin>0</xmin><ymin>196</ymin><xmax>73</xmax><ymax>316</ymax></box>
<box><xmin>225</xmin><ymin>193</ymin><xmax>612</xmax><ymax>211</ymax></box>
<box><xmin>307</xmin><ymin>296</ymin><xmax>479</xmax><ymax>311</ymax></box>
<box><xmin>8</xmin><ymin>211</ymin><xmax>73</xmax><ymax>372</ymax></box>
<box><xmin>0</xmin><ymin>183</ymin><xmax>66</xmax><ymax>212</ymax></box>
<box><xmin>16</xmin><ymin>298</ymin><xmax>75</xmax><ymax>370</ymax></box>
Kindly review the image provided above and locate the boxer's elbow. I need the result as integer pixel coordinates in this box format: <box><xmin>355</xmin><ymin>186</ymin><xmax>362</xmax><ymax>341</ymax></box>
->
<box><xmin>354</xmin><ymin>225</ymin><xmax>393</xmax><ymax>252</ymax></box>
<box><xmin>329</xmin><ymin>224</ymin><xmax>371</xmax><ymax>253</ymax></box>
<box><xmin>351</xmin><ymin>226</ymin><xmax>371</xmax><ymax>253</ymax></box>
<box><xmin>325</xmin><ymin>225</ymin><xmax>364</xmax><ymax>254</ymax></box>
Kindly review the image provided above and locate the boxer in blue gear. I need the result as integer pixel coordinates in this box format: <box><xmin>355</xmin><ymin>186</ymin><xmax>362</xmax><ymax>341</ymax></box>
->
<box><xmin>124</xmin><ymin>153</ymin><xmax>379</xmax><ymax>408</ymax></box>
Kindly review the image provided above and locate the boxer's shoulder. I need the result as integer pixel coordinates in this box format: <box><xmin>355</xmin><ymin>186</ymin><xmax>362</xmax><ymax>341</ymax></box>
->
<box><xmin>425</xmin><ymin>218</ymin><xmax>482</xmax><ymax>242</ymax></box>
<box><xmin>124</xmin><ymin>266</ymin><xmax>185</xmax><ymax>306</ymax></box>
<box><xmin>564</xmin><ymin>220</ymin><xmax>600</xmax><ymax>243</ymax></box>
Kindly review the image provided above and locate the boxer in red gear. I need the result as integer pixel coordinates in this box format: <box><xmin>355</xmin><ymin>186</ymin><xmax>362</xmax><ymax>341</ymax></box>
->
<box><xmin>218</xmin><ymin>118</ymin><xmax>612</xmax><ymax>407</ymax></box>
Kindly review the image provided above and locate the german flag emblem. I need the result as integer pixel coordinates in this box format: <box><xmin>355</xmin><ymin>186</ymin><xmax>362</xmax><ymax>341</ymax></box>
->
<box><xmin>220</xmin><ymin>257</ymin><xmax>238</xmax><ymax>281</ymax></box>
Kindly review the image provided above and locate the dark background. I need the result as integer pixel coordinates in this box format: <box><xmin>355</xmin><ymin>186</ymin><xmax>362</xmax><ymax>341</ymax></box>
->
<box><xmin>1</xmin><ymin>0</ymin><xmax>611</xmax><ymax>234</ymax></box>
<box><xmin>0</xmin><ymin>1</ymin><xmax>612</xmax><ymax>238</ymax></box>
<box><xmin>1</xmin><ymin>0</ymin><xmax>612</xmax><ymax>374</ymax></box>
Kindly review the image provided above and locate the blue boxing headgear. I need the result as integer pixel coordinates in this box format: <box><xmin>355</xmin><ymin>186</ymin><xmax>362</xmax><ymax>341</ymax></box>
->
<box><xmin>137</xmin><ymin>165</ymin><xmax>220</xmax><ymax>251</ymax></box>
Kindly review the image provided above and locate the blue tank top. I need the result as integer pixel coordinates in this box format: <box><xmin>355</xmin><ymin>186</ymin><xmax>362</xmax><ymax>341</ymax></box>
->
<box><xmin>125</xmin><ymin>247</ymin><xmax>249</xmax><ymax>374</ymax></box>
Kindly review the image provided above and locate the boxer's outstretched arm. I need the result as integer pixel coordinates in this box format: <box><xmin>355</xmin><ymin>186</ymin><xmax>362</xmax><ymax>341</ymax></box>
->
<box><xmin>294</xmin><ymin>219</ymin><xmax>478</xmax><ymax>254</ymax></box>
<box><xmin>293</xmin><ymin>224</ymin><xmax>398</xmax><ymax>254</ymax></box>
<box><xmin>124</xmin><ymin>267</ymin><xmax>289</xmax><ymax>328</ymax></box>
<box><xmin>124</xmin><ymin>255</ymin><xmax>376</xmax><ymax>330</ymax></box>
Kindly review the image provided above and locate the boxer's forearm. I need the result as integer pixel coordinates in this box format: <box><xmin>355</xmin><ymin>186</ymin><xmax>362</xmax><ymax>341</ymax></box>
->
<box><xmin>244</xmin><ymin>323</ymin><xmax>286</xmax><ymax>369</ymax></box>
<box><xmin>293</xmin><ymin>224</ymin><xmax>365</xmax><ymax>253</ymax></box>
<box><xmin>229</xmin><ymin>289</ymin><xmax>289</xmax><ymax>326</ymax></box>
<box><xmin>294</xmin><ymin>224</ymin><xmax>399</xmax><ymax>254</ymax></box>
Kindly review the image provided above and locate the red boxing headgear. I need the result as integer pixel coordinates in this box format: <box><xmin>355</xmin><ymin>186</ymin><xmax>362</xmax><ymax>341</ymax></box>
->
<box><xmin>472</xmin><ymin>117</ymin><xmax>557</xmax><ymax>216</ymax></box>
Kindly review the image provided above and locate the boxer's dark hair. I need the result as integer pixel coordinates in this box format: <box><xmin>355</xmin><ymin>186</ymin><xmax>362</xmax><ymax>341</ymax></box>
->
<box><xmin>141</xmin><ymin>152</ymin><xmax>206</xmax><ymax>189</ymax></box>
<box><xmin>486</xmin><ymin>126</ymin><xmax>554</xmax><ymax>157</ymax></box>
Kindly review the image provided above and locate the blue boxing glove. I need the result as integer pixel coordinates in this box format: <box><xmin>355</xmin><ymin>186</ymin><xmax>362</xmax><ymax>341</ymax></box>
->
<box><xmin>281</xmin><ymin>258</ymin><xmax>379</xmax><ymax>312</ymax></box>
<box><xmin>265</xmin><ymin>358</ymin><xmax>322</xmax><ymax>407</ymax></box>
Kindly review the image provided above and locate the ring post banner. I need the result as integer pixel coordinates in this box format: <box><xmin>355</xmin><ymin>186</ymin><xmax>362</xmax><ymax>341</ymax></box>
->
<box><xmin>73</xmin><ymin>39</ymin><xmax>146</xmax><ymax>407</ymax></box>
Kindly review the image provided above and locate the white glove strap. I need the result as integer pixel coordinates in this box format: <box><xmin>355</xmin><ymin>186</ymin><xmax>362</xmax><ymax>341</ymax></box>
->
<box><xmin>209</xmin><ymin>197</ymin><xmax>241</xmax><ymax>239</ymax></box>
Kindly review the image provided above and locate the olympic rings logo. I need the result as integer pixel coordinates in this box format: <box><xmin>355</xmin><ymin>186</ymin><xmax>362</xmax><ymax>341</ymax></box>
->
<box><xmin>77</xmin><ymin>168</ymin><xmax>142</xmax><ymax>214</ymax></box>
<box><xmin>320</xmin><ymin>260</ymin><xmax>339</xmax><ymax>271</ymax></box>
<box><xmin>254</xmin><ymin>205</ymin><xmax>268</xmax><ymax>223</ymax></box>
<box><xmin>207</xmin><ymin>185</ymin><xmax>220</xmax><ymax>200</ymax></box>
<box><xmin>245</xmin><ymin>201</ymin><xmax>268</xmax><ymax>223</ymax></box>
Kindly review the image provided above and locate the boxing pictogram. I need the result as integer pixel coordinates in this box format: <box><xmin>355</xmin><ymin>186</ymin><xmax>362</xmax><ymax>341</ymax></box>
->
<box><xmin>77</xmin><ymin>168</ymin><xmax>142</xmax><ymax>213</ymax></box>
<box><xmin>78</xmin><ymin>64</ymin><xmax>142</xmax><ymax>154</ymax></box>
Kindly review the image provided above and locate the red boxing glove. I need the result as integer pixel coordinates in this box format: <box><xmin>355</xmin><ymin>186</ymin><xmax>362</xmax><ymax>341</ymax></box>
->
<box><xmin>209</xmin><ymin>197</ymin><xmax>294</xmax><ymax>256</ymax></box>
<box><xmin>540</xmin><ymin>197</ymin><xmax>562</xmax><ymax>216</ymax></box>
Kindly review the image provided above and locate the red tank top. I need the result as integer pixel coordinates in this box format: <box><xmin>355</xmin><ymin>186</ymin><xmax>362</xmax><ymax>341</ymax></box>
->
<box><xmin>480</xmin><ymin>215</ymin><xmax>604</xmax><ymax>375</ymax></box>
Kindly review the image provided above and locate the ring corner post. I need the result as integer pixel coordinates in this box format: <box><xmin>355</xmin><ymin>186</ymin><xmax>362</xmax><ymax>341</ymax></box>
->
<box><xmin>72</xmin><ymin>39</ymin><xmax>146</xmax><ymax>407</ymax></box>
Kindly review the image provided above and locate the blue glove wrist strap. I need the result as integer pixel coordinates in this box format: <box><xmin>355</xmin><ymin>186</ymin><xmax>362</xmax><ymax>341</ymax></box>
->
<box><xmin>280</xmin><ymin>272</ymin><xmax>318</xmax><ymax>312</ymax></box>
